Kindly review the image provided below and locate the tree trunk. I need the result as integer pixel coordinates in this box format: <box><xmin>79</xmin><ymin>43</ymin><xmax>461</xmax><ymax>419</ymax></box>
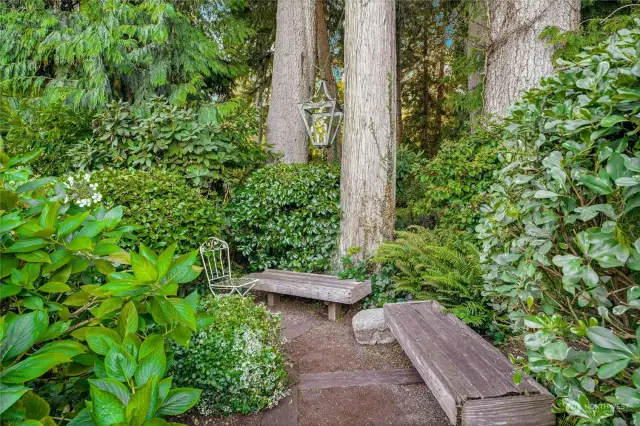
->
<box><xmin>420</xmin><ymin>31</ymin><xmax>431</xmax><ymax>154</ymax></box>
<box><xmin>315</xmin><ymin>0</ymin><xmax>340</xmax><ymax>164</ymax></box>
<box><xmin>484</xmin><ymin>0</ymin><xmax>580</xmax><ymax>117</ymax></box>
<box><xmin>315</xmin><ymin>0</ymin><xmax>338</xmax><ymax>99</ymax></box>
<box><xmin>266</xmin><ymin>0</ymin><xmax>316</xmax><ymax>163</ymax></box>
<box><xmin>340</xmin><ymin>0</ymin><xmax>396</xmax><ymax>260</ymax></box>
<box><xmin>395</xmin><ymin>1</ymin><xmax>404</xmax><ymax>146</ymax></box>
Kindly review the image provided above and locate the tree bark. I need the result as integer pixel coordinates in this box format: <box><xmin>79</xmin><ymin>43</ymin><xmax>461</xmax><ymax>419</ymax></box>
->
<box><xmin>315</xmin><ymin>0</ymin><xmax>340</xmax><ymax>164</ymax></box>
<box><xmin>316</xmin><ymin>0</ymin><xmax>338</xmax><ymax>99</ymax></box>
<box><xmin>484</xmin><ymin>0</ymin><xmax>580</xmax><ymax>117</ymax></box>
<box><xmin>340</xmin><ymin>0</ymin><xmax>396</xmax><ymax>260</ymax></box>
<box><xmin>395</xmin><ymin>1</ymin><xmax>403</xmax><ymax>146</ymax></box>
<box><xmin>266</xmin><ymin>0</ymin><xmax>316</xmax><ymax>163</ymax></box>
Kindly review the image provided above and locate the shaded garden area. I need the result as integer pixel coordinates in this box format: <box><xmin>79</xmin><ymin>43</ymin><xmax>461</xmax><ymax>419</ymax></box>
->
<box><xmin>1</xmin><ymin>0</ymin><xmax>640</xmax><ymax>425</ymax></box>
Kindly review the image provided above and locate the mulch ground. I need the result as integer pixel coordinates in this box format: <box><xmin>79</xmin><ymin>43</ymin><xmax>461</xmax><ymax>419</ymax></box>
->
<box><xmin>173</xmin><ymin>295</ymin><xmax>450</xmax><ymax>426</ymax></box>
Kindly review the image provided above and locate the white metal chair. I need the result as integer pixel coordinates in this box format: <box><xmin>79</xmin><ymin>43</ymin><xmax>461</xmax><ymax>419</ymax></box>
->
<box><xmin>199</xmin><ymin>237</ymin><xmax>258</xmax><ymax>296</ymax></box>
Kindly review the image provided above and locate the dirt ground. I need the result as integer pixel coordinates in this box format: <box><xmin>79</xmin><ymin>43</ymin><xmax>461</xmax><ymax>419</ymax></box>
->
<box><xmin>173</xmin><ymin>295</ymin><xmax>450</xmax><ymax>426</ymax></box>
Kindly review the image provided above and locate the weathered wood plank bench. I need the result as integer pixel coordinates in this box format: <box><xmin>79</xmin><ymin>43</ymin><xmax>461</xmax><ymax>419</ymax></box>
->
<box><xmin>248</xmin><ymin>269</ymin><xmax>371</xmax><ymax>321</ymax></box>
<box><xmin>384</xmin><ymin>301</ymin><xmax>555</xmax><ymax>426</ymax></box>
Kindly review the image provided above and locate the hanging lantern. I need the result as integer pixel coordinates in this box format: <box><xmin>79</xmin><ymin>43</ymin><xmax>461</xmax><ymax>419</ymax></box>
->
<box><xmin>299</xmin><ymin>80</ymin><xmax>343</xmax><ymax>149</ymax></box>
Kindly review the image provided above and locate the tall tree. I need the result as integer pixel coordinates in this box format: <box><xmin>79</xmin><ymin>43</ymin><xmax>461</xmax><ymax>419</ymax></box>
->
<box><xmin>315</xmin><ymin>0</ymin><xmax>338</xmax><ymax>99</ymax></box>
<box><xmin>340</xmin><ymin>0</ymin><xmax>396</xmax><ymax>260</ymax></box>
<box><xmin>266</xmin><ymin>0</ymin><xmax>316</xmax><ymax>163</ymax></box>
<box><xmin>484</xmin><ymin>0</ymin><xmax>580</xmax><ymax>116</ymax></box>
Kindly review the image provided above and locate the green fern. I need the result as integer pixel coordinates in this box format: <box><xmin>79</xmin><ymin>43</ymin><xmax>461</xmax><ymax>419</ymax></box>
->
<box><xmin>374</xmin><ymin>226</ymin><xmax>494</xmax><ymax>328</ymax></box>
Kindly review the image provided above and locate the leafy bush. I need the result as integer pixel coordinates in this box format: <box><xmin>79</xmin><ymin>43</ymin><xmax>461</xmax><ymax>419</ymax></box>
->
<box><xmin>228</xmin><ymin>164</ymin><xmax>341</xmax><ymax>272</ymax></box>
<box><xmin>476</xmin><ymin>23</ymin><xmax>640</xmax><ymax>424</ymax></box>
<box><xmin>396</xmin><ymin>144</ymin><xmax>425</xmax><ymax>208</ymax></box>
<box><xmin>374</xmin><ymin>227</ymin><xmax>495</xmax><ymax>329</ymax></box>
<box><xmin>92</xmin><ymin>168</ymin><xmax>223</xmax><ymax>252</ymax></box>
<box><xmin>0</xmin><ymin>151</ymin><xmax>204</xmax><ymax>425</ymax></box>
<box><xmin>0</xmin><ymin>97</ymin><xmax>93</xmax><ymax>176</ymax></box>
<box><xmin>413</xmin><ymin>127</ymin><xmax>502</xmax><ymax>234</ymax></box>
<box><xmin>170</xmin><ymin>295</ymin><xmax>288</xmax><ymax>415</ymax></box>
<box><xmin>89</xmin><ymin>97</ymin><xmax>267</xmax><ymax>193</ymax></box>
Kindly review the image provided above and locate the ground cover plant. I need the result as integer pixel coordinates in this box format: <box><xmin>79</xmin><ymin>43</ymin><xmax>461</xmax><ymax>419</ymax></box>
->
<box><xmin>0</xmin><ymin>152</ymin><xmax>205</xmax><ymax>424</ymax></box>
<box><xmin>170</xmin><ymin>295</ymin><xmax>288</xmax><ymax>415</ymax></box>
<box><xmin>476</xmin><ymin>22</ymin><xmax>640</xmax><ymax>424</ymax></box>
<box><xmin>228</xmin><ymin>164</ymin><xmax>341</xmax><ymax>272</ymax></box>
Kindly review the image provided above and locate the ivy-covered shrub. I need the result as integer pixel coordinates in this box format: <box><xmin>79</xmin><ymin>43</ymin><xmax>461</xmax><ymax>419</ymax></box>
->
<box><xmin>92</xmin><ymin>168</ymin><xmax>223</xmax><ymax>251</ymax></box>
<box><xmin>374</xmin><ymin>227</ymin><xmax>495</xmax><ymax>329</ymax></box>
<box><xmin>476</xmin><ymin>23</ymin><xmax>640</xmax><ymax>424</ymax></box>
<box><xmin>0</xmin><ymin>151</ymin><xmax>204</xmax><ymax>425</ymax></box>
<box><xmin>170</xmin><ymin>295</ymin><xmax>288</xmax><ymax>415</ymax></box>
<box><xmin>228</xmin><ymin>164</ymin><xmax>341</xmax><ymax>272</ymax></box>
<box><xmin>413</xmin><ymin>127</ymin><xmax>502</xmax><ymax>234</ymax></box>
<box><xmin>88</xmin><ymin>97</ymin><xmax>267</xmax><ymax>192</ymax></box>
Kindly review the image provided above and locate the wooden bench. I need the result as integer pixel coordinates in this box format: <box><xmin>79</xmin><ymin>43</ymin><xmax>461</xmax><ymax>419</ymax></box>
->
<box><xmin>248</xmin><ymin>269</ymin><xmax>371</xmax><ymax>321</ymax></box>
<box><xmin>384</xmin><ymin>301</ymin><xmax>555</xmax><ymax>426</ymax></box>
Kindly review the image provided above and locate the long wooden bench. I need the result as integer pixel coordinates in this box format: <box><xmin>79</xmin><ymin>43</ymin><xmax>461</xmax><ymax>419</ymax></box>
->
<box><xmin>384</xmin><ymin>301</ymin><xmax>555</xmax><ymax>426</ymax></box>
<box><xmin>248</xmin><ymin>269</ymin><xmax>371</xmax><ymax>321</ymax></box>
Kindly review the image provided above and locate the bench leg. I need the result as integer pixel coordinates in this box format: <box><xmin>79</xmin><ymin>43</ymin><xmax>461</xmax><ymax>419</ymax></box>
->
<box><xmin>327</xmin><ymin>302</ymin><xmax>342</xmax><ymax>321</ymax></box>
<box><xmin>266</xmin><ymin>293</ymin><xmax>280</xmax><ymax>307</ymax></box>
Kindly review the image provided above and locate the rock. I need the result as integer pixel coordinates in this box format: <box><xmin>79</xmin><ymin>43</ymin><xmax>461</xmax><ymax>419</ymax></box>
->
<box><xmin>352</xmin><ymin>308</ymin><xmax>396</xmax><ymax>345</ymax></box>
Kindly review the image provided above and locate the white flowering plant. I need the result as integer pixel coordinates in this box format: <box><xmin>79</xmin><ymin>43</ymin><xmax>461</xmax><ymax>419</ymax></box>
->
<box><xmin>63</xmin><ymin>172</ymin><xmax>102</xmax><ymax>207</ymax></box>
<box><xmin>170</xmin><ymin>295</ymin><xmax>289</xmax><ymax>415</ymax></box>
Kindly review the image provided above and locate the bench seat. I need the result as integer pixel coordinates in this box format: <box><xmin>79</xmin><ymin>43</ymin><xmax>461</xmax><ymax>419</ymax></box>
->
<box><xmin>384</xmin><ymin>301</ymin><xmax>555</xmax><ymax>426</ymax></box>
<box><xmin>248</xmin><ymin>269</ymin><xmax>371</xmax><ymax>320</ymax></box>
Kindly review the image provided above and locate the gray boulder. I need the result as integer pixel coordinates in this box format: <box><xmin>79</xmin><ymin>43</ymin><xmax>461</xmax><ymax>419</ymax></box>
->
<box><xmin>352</xmin><ymin>308</ymin><xmax>396</xmax><ymax>345</ymax></box>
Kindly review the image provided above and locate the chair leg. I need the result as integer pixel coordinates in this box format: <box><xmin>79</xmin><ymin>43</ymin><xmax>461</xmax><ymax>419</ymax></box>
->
<box><xmin>267</xmin><ymin>293</ymin><xmax>280</xmax><ymax>307</ymax></box>
<box><xmin>327</xmin><ymin>302</ymin><xmax>342</xmax><ymax>321</ymax></box>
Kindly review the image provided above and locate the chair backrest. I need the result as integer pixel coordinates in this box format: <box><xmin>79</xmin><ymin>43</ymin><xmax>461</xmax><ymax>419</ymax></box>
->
<box><xmin>199</xmin><ymin>237</ymin><xmax>232</xmax><ymax>284</ymax></box>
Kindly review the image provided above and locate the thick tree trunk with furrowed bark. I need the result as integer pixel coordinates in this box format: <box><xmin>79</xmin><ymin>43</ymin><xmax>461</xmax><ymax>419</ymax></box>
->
<box><xmin>484</xmin><ymin>0</ymin><xmax>580</xmax><ymax>117</ymax></box>
<box><xmin>340</xmin><ymin>0</ymin><xmax>396</xmax><ymax>260</ymax></box>
<box><xmin>266</xmin><ymin>0</ymin><xmax>316</xmax><ymax>163</ymax></box>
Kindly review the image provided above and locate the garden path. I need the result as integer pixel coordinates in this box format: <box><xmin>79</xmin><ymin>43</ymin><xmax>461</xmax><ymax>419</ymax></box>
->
<box><xmin>176</xmin><ymin>296</ymin><xmax>449</xmax><ymax>426</ymax></box>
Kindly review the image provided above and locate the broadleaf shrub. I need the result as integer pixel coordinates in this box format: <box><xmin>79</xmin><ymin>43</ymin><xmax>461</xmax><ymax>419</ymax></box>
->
<box><xmin>228</xmin><ymin>164</ymin><xmax>340</xmax><ymax>272</ymax></box>
<box><xmin>0</xmin><ymin>151</ymin><xmax>204</xmax><ymax>424</ymax></box>
<box><xmin>170</xmin><ymin>295</ymin><xmax>288</xmax><ymax>415</ymax></box>
<box><xmin>413</xmin><ymin>127</ymin><xmax>502</xmax><ymax>234</ymax></box>
<box><xmin>92</xmin><ymin>168</ymin><xmax>223</xmax><ymax>251</ymax></box>
<box><xmin>476</xmin><ymin>22</ymin><xmax>640</xmax><ymax>423</ymax></box>
<box><xmin>89</xmin><ymin>97</ymin><xmax>267</xmax><ymax>193</ymax></box>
